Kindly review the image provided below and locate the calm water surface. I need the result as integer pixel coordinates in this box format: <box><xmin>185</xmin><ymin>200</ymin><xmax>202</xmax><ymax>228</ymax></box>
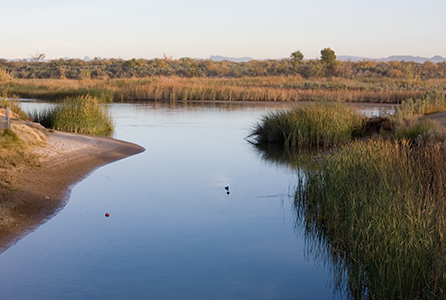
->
<box><xmin>0</xmin><ymin>101</ymin><xmax>342</xmax><ymax>299</ymax></box>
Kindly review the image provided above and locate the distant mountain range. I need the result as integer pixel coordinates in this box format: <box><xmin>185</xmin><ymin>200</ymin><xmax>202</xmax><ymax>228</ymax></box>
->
<box><xmin>210</xmin><ymin>55</ymin><xmax>446</xmax><ymax>63</ymax></box>
<box><xmin>209</xmin><ymin>55</ymin><xmax>254</xmax><ymax>62</ymax></box>
<box><xmin>337</xmin><ymin>55</ymin><xmax>446</xmax><ymax>63</ymax></box>
<box><xmin>5</xmin><ymin>55</ymin><xmax>446</xmax><ymax>63</ymax></box>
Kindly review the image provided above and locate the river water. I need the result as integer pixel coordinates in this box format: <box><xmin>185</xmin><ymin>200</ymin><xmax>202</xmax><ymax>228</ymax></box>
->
<box><xmin>0</xmin><ymin>100</ymin><xmax>353</xmax><ymax>299</ymax></box>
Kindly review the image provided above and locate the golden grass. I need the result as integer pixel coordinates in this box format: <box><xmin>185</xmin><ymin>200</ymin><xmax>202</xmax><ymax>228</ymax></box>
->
<box><xmin>1</xmin><ymin>76</ymin><xmax>444</xmax><ymax>103</ymax></box>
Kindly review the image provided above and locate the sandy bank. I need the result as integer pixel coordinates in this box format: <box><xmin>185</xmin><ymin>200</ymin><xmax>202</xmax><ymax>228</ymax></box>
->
<box><xmin>0</xmin><ymin>129</ymin><xmax>145</xmax><ymax>253</ymax></box>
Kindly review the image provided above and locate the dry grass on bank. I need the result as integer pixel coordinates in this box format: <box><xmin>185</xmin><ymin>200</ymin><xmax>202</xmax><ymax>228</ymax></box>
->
<box><xmin>1</xmin><ymin>76</ymin><xmax>445</xmax><ymax>103</ymax></box>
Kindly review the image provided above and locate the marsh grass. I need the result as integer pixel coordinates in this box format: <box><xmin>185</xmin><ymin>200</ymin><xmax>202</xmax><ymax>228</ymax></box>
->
<box><xmin>395</xmin><ymin>118</ymin><xmax>446</xmax><ymax>145</ymax></box>
<box><xmin>391</xmin><ymin>90</ymin><xmax>446</xmax><ymax>144</ymax></box>
<box><xmin>295</xmin><ymin>139</ymin><xmax>446</xmax><ymax>299</ymax></box>
<box><xmin>3</xmin><ymin>80</ymin><xmax>114</xmax><ymax>102</ymax></box>
<box><xmin>0</xmin><ymin>93</ymin><xmax>28</xmax><ymax>120</ymax></box>
<box><xmin>1</xmin><ymin>77</ymin><xmax>442</xmax><ymax>103</ymax></box>
<box><xmin>30</xmin><ymin>96</ymin><xmax>114</xmax><ymax>136</ymax></box>
<box><xmin>249</xmin><ymin>103</ymin><xmax>364</xmax><ymax>148</ymax></box>
<box><xmin>395</xmin><ymin>89</ymin><xmax>446</xmax><ymax>122</ymax></box>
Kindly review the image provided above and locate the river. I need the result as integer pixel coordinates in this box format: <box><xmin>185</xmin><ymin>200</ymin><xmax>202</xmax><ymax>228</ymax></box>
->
<box><xmin>0</xmin><ymin>100</ymin><xmax>362</xmax><ymax>299</ymax></box>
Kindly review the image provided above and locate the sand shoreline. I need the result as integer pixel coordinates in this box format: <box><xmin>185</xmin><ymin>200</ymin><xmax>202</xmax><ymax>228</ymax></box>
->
<box><xmin>0</xmin><ymin>130</ymin><xmax>145</xmax><ymax>253</ymax></box>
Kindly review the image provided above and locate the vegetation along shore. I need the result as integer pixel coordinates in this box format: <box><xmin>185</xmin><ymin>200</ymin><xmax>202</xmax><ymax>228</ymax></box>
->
<box><xmin>249</xmin><ymin>85</ymin><xmax>446</xmax><ymax>298</ymax></box>
<box><xmin>1</xmin><ymin>48</ymin><xmax>446</xmax><ymax>297</ymax></box>
<box><xmin>0</xmin><ymin>49</ymin><xmax>445</xmax><ymax>103</ymax></box>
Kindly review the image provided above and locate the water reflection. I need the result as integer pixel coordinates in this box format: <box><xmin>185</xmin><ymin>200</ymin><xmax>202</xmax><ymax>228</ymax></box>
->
<box><xmin>1</xmin><ymin>100</ymin><xmax>337</xmax><ymax>300</ymax></box>
<box><xmin>14</xmin><ymin>99</ymin><xmax>397</xmax><ymax>299</ymax></box>
<box><xmin>250</xmin><ymin>143</ymin><xmax>320</xmax><ymax>171</ymax></box>
<box><xmin>251</xmin><ymin>143</ymin><xmax>350</xmax><ymax>299</ymax></box>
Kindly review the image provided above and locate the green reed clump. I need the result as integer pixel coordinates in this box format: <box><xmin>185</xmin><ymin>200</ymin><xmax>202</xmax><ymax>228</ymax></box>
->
<box><xmin>31</xmin><ymin>96</ymin><xmax>113</xmax><ymax>136</ymax></box>
<box><xmin>249</xmin><ymin>103</ymin><xmax>364</xmax><ymax>148</ymax></box>
<box><xmin>295</xmin><ymin>139</ymin><xmax>446</xmax><ymax>299</ymax></box>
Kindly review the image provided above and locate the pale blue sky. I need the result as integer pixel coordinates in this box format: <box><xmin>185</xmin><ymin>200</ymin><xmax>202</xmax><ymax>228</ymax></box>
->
<box><xmin>1</xmin><ymin>0</ymin><xmax>445</xmax><ymax>60</ymax></box>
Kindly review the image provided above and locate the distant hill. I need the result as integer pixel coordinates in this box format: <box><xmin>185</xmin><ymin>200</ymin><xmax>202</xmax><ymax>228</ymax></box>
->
<box><xmin>4</xmin><ymin>54</ymin><xmax>446</xmax><ymax>64</ymax></box>
<box><xmin>377</xmin><ymin>55</ymin><xmax>446</xmax><ymax>63</ymax></box>
<box><xmin>338</xmin><ymin>55</ymin><xmax>446</xmax><ymax>63</ymax></box>
<box><xmin>209</xmin><ymin>55</ymin><xmax>254</xmax><ymax>62</ymax></box>
<box><xmin>211</xmin><ymin>54</ymin><xmax>446</xmax><ymax>63</ymax></box>
<box><xmin>337</xmin><ymin>55</ymin><xmax>372</xmax><ymax>62</ymax></box>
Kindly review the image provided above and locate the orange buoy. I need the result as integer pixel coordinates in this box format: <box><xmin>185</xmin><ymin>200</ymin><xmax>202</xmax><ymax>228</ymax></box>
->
<box><xmin>105</xmin><ymin>213</ymin><xmax>110</xmax><ymax>217</ymax></box>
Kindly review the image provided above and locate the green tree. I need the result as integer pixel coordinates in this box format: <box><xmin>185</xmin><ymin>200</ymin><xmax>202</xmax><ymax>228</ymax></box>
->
<box><xmin>290</xmin><ymin>50</ymin><xmax>304</xmax><ymax>62</ymax></box>
<box><xmin>320</xmin><ymin>48</ymin><xmax>337</xmax><ymax>76</ymax></box>
<box><xmin>320</xmin><ymin>48</ymin><xmax>336</xmax><ymax>65</ymax></box>
<box><xmin>290</xmin><ymin>50</ymin><xmax>305</xmax><ymax>76</ymax></box>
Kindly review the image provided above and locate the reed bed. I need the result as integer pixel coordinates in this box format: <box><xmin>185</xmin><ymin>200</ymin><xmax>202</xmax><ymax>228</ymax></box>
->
<box><xmin>30</xmin><ymin>96</ymin><xmax>114</xmax><ymax>136</ymax></box>
<box><xmin>1</xmin><ymin>77</ymin><xmax>444</xmax><ymax>103</ymax></box>
<box><xmin>295</xmin><ymin>139</ymin><xmax>446</xmax><ymax>299</ymax></box>
<box><xmin>395</xmin><ymin>89</ymin><xmax>446</xmax><ymax>122</ymax></box>
<box><xmin>248</xmin><ymin>103</ymin><xmax>364</xmax><ymax>148</ymax></box>
<box><xmin>1</xmin><ymin>80</ymin><xmax>114</xmax><ymax>102</ymax></box>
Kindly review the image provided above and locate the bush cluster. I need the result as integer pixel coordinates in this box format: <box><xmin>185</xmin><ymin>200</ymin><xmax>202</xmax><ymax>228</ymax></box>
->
<box><xmin>1</xmin><ymin>57</ymin><xmax>446</xmax><ymax>80</ymax></box>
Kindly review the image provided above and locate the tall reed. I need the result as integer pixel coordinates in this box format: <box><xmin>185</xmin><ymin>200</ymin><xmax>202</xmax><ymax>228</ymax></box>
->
<box><xmin>395</xmin><ymin>89</ymin><xmax>446</xmax><ymax>123</ymax></box>
<box><xmin>295</xmin><ymin>139</ymin><xmax>446</xmax><ymax>299</ymax></box>
<box><xmin>1</xmin><ymin>77</ymin><xmax>443</xmax><ymax>103</ymax></box>
<box><xmin>30</xmin><ymin>96</ymin><xmax>114</xmax><ymax>136</ymax></box>
<box><xmin>249</xmin><ymin>103</ymin><xmax>364</xmax><ymax>148</ymax></box>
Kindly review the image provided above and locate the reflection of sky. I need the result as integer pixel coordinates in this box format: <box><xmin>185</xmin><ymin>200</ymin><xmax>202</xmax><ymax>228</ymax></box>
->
<box><xmin>18</xmin><ymin>99</ymin><xmax>56</xmax><ymax>115</ymax></box>
<box><xmin>0</xmin><ymin>101</ymin><xmax>340</xmax><ymax>299</ymax></box>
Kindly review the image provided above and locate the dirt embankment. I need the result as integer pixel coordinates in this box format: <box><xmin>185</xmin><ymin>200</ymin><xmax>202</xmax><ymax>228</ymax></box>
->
<box><xmin>0</xmin><ymin>121</ymin><xmax>144</xmax><ymax>253</ymax></box>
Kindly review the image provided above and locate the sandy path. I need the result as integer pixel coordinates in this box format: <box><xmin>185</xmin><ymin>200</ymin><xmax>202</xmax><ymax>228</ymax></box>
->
<box><xmin>0</xmin><ymin>130</ymin><xmax>145</xmax><ymax>253</ymax></box>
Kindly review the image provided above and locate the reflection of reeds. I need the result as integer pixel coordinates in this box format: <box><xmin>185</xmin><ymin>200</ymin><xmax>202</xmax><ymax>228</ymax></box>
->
<box><xmin>30</xmin><ymin>96</ymin><xmax>113</xmax><ymax>136</ymax></box>
<box><xmin>250</xmin><ymin>142</ymin><xmax>320</xmax><ymax>170</ymax></box>
<box><xmin>1</xmin><ymin>77</ymin><xmax>443</xmax><ymax>103</ymax></box>
<box><xmin>249</xmin><ymin>103</ymin><xmax>364</xmax><ymax>149</ymax></box>
<box><xmin>295</xmin><ymin>139</ymin><xmax>446</xmax><ymax>299</ymax></box>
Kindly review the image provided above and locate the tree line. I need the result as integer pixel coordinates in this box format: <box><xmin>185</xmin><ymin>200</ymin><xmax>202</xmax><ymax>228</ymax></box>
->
<box><xmin>1</xmin><ymin>48</ymin><xmax>445</xmax><ymax>80</ymax></box>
